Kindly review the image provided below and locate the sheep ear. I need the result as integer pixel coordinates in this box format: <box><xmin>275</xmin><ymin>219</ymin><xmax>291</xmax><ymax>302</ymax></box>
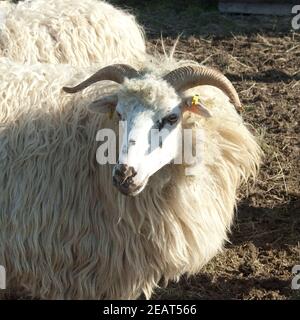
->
<box><xmin>188</xmin><ymin>102</ymin><xmax>212</xmax><ymax>118</ymax></box>
<box><xmin>181</xmin><ymin>96</ymin><xmax>212</xmax><ymax>118</ymax></box>
<box><xmin>88</xmin><ymin>95</ymin><xmax>118</xmax><ymax>113</ymax></box>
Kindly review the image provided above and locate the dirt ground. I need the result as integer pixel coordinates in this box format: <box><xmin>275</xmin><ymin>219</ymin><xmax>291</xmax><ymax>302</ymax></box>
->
<box><xmin>112</xmin><ymin>1</ymin><xmax>300</xmax><ymax>300</ymax></box>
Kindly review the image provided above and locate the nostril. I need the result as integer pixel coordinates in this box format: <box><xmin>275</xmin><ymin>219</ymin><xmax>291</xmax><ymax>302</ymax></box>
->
<box><xmin>114</xmin><ymin>164</ymin><xmax>127</xmax><ymax>177</ymax></box>
<box><xmin>113</xmin><ymin>165</ymin><xmax>137</xmax><ymax>189</ymax></box>
<box><xmin>115</xmin><ymin>164</ymin><xmax>136</xmax><ymax>177</ymax></box>
<box><xmin>129</xmin><ymin>167</ymin><xmax>137</xmax><ymax>177</ymax></box>
<box><xmin>127</xmin><ymin>177</ymin><xmax>133</xmax><ymax>184</ymax></box>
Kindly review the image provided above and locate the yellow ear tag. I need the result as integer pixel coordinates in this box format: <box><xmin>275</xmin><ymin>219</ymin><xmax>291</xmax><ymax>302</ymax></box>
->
<box><xmin>108</xmin><ymin>110</ymin><xmax>114</xmax><ymax>119</ymax></box>
<box><xmin>191</xmin><ymin>94</ymin><xmax>200</xmax><ymax>106</ymax></box>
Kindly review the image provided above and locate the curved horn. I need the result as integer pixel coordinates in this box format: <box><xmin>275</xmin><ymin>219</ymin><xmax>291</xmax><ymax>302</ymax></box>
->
<box><xmin>62</xmin><ymin>64</ymin><xmax>139</xmax><ymax>94</ymax></box>
<box><xmin>163</xmin><ymin>66</ymin><xmax>242</xmax><ymax>111</ymax></box>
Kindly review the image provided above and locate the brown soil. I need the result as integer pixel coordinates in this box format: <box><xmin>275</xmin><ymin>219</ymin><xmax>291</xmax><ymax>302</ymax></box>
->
<box><xmin>113</xmin><ymin>2</ymin><xmax>300</xmax><ymax>300</ymax></box>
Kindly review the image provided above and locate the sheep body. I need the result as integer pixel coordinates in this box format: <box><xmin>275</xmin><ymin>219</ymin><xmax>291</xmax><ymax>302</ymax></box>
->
<box><xmin>0</xmin><ymin>56</ymin><xmax>261</xmax><ymax>299</ymax></box>
<box><xmin>0</xmin><ymin>0</ymin><xmax>145</xmax><ymax>66</ymax></box>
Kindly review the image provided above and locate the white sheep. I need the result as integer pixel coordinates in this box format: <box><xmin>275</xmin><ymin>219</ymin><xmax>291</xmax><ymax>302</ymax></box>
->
<box><xmin>0</xmin><ymin>54</ymin><xmax>262</xmax><ymax>299</ymax></box>
<box><xmin>0</xmin><ymin>0</ymin><xmax>145</xmax><ymax>66</ymax></box>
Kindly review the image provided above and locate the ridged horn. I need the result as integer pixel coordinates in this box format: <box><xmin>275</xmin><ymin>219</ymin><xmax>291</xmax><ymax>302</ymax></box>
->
<box><xmin>62</xmin><ymin>64</ymin><xmax>139</xmax><ymax>93</ymax></box>
<box><xmin>163</xmin><ymin>66</ymin><xmax>242</xmax><ymax>111</ymax></box>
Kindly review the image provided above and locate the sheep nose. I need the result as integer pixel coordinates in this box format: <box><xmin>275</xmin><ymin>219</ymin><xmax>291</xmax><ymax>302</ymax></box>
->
<box><xmin>113</xmin><ymin>164</ymin><xmax>137</xmax><ymax>186</ymax></box>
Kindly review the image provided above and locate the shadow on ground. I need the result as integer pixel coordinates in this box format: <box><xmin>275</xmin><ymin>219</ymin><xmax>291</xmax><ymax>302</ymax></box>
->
<box><xmin>112</xmin><ymin>0</ymin><xmax>295</xmax><ymax>38</ymax></box>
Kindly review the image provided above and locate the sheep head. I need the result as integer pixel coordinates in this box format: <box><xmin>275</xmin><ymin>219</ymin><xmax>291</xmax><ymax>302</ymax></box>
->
<box><xmin>63</xmin><ymin>64</ymin><xmax>241</xmax><ymax>196</ymax></box>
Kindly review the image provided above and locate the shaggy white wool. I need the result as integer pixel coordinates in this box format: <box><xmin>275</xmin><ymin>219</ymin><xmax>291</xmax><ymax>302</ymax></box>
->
<box><xmin>119</xmin><ymin>74</ymin><xmax>179</xmax><ymax>113</ymax></box>
<box><xmin>0</xmin><ymin>54</ymin><xmax>262</xmax><ymax>299</ymax></box>
<box><xmin>0</xmin><ymin>1</ymin><xmax>12</xmax><ymax>27</ymax></box>
<box><xmin>0</xmin><ymin>0</ymin><xmax>145</xmax><ymax>66</ymax></box>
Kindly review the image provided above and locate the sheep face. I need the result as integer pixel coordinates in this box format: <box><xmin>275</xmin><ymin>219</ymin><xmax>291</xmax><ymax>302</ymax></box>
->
<box><xmin>114</xmin><ymin>84</ymin><xmax>182</xmax><ymax>196</ymax></box>
<box><xmin>88</xmin><ymin>75</ymin><xmax>213</xmax><ymax>196</ymax></box>
<box><xmin>88</xmin><ymin>76</ymin><xmax>185</xmax><ymax>195</ymax></box>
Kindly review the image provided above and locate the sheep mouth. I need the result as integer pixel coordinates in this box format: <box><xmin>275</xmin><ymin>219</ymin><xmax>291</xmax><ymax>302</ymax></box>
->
<box><xmin>114</xmin><ymin>177</ymin><xmax>149</xmax><ymax>196</ymax></box>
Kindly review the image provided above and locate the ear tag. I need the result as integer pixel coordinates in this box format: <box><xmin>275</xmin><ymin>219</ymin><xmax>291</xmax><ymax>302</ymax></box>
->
<box><xmin>191</xmin><ymin>94</ymin><xmax>200</xmax><ymax>106</ymax></box>
<box><xmin>187</xmin><ymin>94</ymin><xmax>202</xmax><ymax>113</ymax></box>
<box><xmin>184</xmin><ymin>94</ymin><xmax>211</xmax><ymax>117</ymax></box>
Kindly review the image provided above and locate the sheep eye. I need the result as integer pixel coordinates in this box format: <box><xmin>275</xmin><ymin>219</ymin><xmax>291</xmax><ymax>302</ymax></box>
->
<box><xmin>165</xmin><ymin>114</ymin><xmax>178</xmax><ymax>124</ymax></box>
<box><xmin>156</xmin><ymin>114</ymin><xmax>179</xmax><ymax>131</ymax></box>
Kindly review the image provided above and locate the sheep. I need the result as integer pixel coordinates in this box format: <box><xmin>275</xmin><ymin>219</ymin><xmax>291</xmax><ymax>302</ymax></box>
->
<box><xmin>0</xmin><ymin>0</ymin><xmax>145</xmax><ymax>66</ymax></box>
<box><xmin>0</xmin><ymin>52</ymin><xmax>262</xmax><ymax>299</ymax></box>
